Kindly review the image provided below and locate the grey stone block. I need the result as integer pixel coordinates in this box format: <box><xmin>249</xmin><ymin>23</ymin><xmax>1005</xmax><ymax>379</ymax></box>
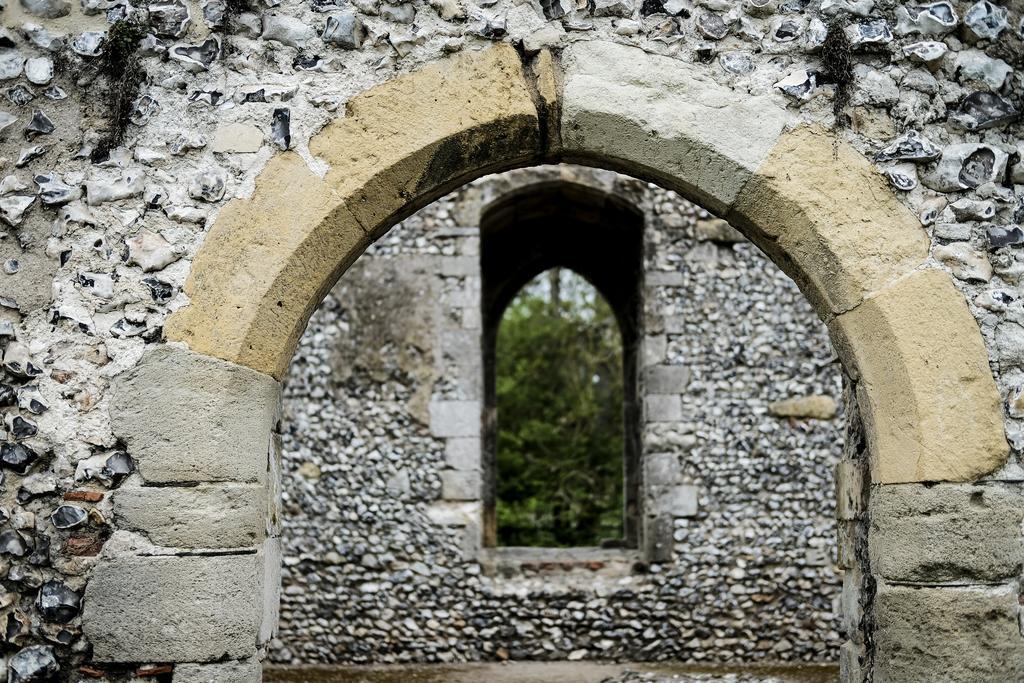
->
<box><xmin>644</xmin><ymin>364</ymin><xmax>690</xmax><ymax>394</ymax></box>
<box><xmin>873</xmin><ymin>582</ymin><xmax>1023</xmax><ymax>683</ymax></box>
<box><xmin>174</xmin><ymin>658</ymin><xmax>261</xmax><ymax>683</ymax></box>
<box><xmin>642</xmin><ymin>514</ymin><xmax>673</xmax><ymax>563</ymax></box>
<box><xmin>113</xmin><ymin>483</ymin><xmax>266</xmax><ymax>549</ymax></box>
<box><xmin>643</xmin><ymin>335</ymin><xmax>666</xmax><ymax>367</ymax></box>
<box><xmin>644</xmin><ymin>452</ymin><xmax>681</xmax><ymax>485</ymax></box>
<box><xmin>110</xmin><ymin>345</ymin><xmax>280</xmax><ymax>484</ymax></box>
<box><xmin>83</xmin><ymin>554</ymin><xmax>260</xmax><ymax>662</ymax></box>
<box><xmin>645</xmin><ymin>394</ymin><xmax>682</xmax><ymax>422</ymax></box>
<box><xmin>429</xmin><ymin>400</ymin><xmax>480</xmax><ymax>437</ymax></box>
<box><xmin>648</xmin><ymin>484</ymin><xmax>699</xmax><ymax>517</ymax></box>
<box><xmin>441</xmin><ymin>469</ymin><xmax>480</xmax><ymax>500</ymax></box>
<box><xmin>259</xmin><ymin>537</ymin><xmax>281</xmax><ymax>645</ymax></box>
<box><xmin>445</xmin><ymin>438</ymin><xmax>481</xmax><ymax>471</ymax></box>
<box><xmin>835</xmin><ymin>459</ymin><xmax>863</xmax><ymax>521</ymax></box>
<box><xmin>869</xmin><ymin>483</ymin><xmax>1024</xmax><ymax>583</ymax></box>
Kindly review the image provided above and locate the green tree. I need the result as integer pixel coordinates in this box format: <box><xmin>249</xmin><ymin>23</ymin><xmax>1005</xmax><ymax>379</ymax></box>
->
<box><xmin>496</xmin><ymin>269</ymin><xmax>625</xmax><ymax>547</ymax></box>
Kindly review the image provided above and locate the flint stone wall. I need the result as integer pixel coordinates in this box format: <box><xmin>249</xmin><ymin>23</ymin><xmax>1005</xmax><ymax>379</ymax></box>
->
<box><xmin>0</xmin><ymin>0</ymin><xmax>1019</xmax><ymax>680</ymax></box>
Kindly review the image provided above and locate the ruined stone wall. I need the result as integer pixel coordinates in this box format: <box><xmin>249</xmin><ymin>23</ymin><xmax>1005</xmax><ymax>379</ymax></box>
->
<box><xmin>273</xmin><ymin>166</ymin><xmax>846</xmax><ymax>664</ymax></box>
<box><xmin>0</xmin><ymin>0</ymin><xmax>1018</xmax><ymax>679</ymax></box>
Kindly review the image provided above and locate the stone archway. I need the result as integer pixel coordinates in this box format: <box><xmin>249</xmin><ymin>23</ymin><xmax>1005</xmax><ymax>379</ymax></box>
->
<box><xmin>84</xmin><ymin>41</ymin><xmax>1011</xmax><ymax>681</ymax></box>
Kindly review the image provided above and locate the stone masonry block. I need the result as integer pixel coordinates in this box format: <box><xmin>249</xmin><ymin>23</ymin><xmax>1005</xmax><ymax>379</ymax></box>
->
<box><xmin>441</xmin><ymin>469</ymin><xmax>480</xmax><ymax>501</ymax></box>
<box><xmin>113</xmin><ymin>483</ymin><xmax>266</xmax><ymax>549</ymax></box>
<box><xmin>869</xmin><ymin>483</ymin><xmax>1024</xmax><ymax>583</ymax></box>
<box><xmin>445</xmin><ymin>438</ymin><xmax>481</xmax><ymax>471</ymax></box>
<box><xmin>648</xmin><ymin>484</ymin><xmax>699</xmax><ymax>517</ymax></box>
<box><xmin>873</xmin><ymin>582</ymin><xmax>1023</xmax><ymax>682</ymax></box>
<box><xmin>83</xmin><ymin>554</ymin><xmax>260</xmax><ymax>662</ymax></box>
<box><xmin>110</xmin><ymin>345</ymin><xmax>280</xmax><ymax>484</ymax></box>
<box><xmin>174</xmin><ymin>658</ymin><xmax>261</xmax><ymax>683</ymax></box>
<box><xmin>644</xmin><ymin>364</ymin><xmax>691</xmax><ymax>394</ymax></box>
<box><xmin>429</xmin><ymin>400</ymin><xmax>480</xmax><ymax>438</ymax></box>
<box><xmin>644</xmin><ymin>452</ymin><xmax>682</xmax><ymax>485</ymax></box>
<box><xmin>560</xmin><ymin>40</ymin><xmax>792</xmax><ymax>215</ymax></box>
<box><xmin>730</xmin><ymin>125</ymin><xmax>929</xmax><ymax>317</ymax></box>
<box><xmin>645</xmin><ymin>395</ymin><xmax>682</xmax><ymax>422</ymax></box>
<box><xmin>829</xmin><ymin>269</ymin><xmax>1008</xmax><ymax>483</ymax></box>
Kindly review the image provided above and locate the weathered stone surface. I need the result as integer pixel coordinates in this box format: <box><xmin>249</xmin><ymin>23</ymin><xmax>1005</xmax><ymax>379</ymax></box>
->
<box><xmin>83</xmin><ymin>554</ymin><xmax>260</xmax><ymax>662</ymax></box>
<box><xmin>109</xmin><ymin>345</ymin><xmax>280</xmax><ymax>484</ymax></box>
<box><xmin>643</xmin><ymin>364</ymin><xmax>690</xmax><ymax>394</ymax></box>
<box><xmin>873</xmin><ymin>582</ymin><xmax>1023</xmax><ymax>683</ymax></box>
<box><xmin>869</xmin><ymin>483</ymin><xmax>1024</xmax><ymax>583</ymax></box>
<box><xmin>768</xmin><ymin>395</ymin><xmax>837</xmax><ymax>420</ymax></box>
<box><xmin>429</xmin><ymin>400</ymin><xmax>480</xmax><ymax>438</ymax></box>
<box><xmin>560</xmin><ymin>40</ymin><xmax>792</xmax><ymax>215</ymax></box>
<box><xmin>173</xmin><ymin>658</ymin><xmax>261</xmax><ymax>683</ymax></box>
<box><xmin>113</xmin><ymin>483</ymin><xmax>266</xmax><ymax>548</ymax></box>
<box><xmin>730</xmin><ymin>126</ymin><xmax>929</xmax><ymax>316</ymax></box>
<box><xmin>829</xmin><ymin>269</ymin><xmax>1008</xmax><ymax>483</ymax></box>
<box><xmin>211</xmin><ymin>122</ymin><xmax>263</xmax><ymax>153</ymax></box>
<box><xmin>167</xmin><ymin>44</ymin><xmax>540</xmax><ymax>379</ymax></box>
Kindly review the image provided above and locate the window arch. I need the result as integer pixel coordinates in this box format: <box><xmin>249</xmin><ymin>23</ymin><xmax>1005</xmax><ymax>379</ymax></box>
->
<box><xmin>481</xmin><ymin>182</ymin><xmax>644</xmax><ymax>548</ymax></box>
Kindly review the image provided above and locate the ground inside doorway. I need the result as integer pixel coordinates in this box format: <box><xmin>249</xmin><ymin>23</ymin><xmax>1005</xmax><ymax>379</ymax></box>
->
<box><xmin>264</xmin><ymin>662</ymin><xmax>838</xmax><ymax>683</ymax></box>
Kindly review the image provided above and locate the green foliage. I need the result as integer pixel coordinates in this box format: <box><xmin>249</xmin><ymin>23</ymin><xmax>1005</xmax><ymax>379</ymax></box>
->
<box><xmin>495</xmin><ymin>270</ymin><xmax>625</xmax><ymax>547</ymax></box>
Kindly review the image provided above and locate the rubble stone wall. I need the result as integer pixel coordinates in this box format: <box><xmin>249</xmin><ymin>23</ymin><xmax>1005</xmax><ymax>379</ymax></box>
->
<box><xmin>274</xmin><ymin>165</ymin><xmax>846</xmax><ymax>664</ymax></box>
<box><xmin>0</xmin><ymin>0</ymin><xmax>1018</xmax><ymax>681</ymax></box>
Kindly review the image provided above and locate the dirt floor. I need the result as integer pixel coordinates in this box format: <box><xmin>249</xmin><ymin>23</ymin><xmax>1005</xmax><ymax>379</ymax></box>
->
<box><xmin>264</xmin><ymin>662</ymin><xmax>839</xmax><ymax>683</ymax></box>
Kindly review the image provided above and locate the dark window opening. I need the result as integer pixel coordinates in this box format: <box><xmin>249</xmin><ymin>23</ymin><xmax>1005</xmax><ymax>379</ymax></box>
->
<box><xmin>481</xmin><ymin>182</ymin><xmax>643</xmax><ymax>549</ymax></box>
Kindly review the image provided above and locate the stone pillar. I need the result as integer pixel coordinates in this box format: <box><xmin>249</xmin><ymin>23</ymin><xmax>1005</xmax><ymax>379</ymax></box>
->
<box><xmin>84</xmin><ymin>345</ymin><xmax>281</xmax><ymax>671</ymax></box>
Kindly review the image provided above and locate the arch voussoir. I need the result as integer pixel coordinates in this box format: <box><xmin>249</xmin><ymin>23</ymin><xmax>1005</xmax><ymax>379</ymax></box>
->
<box><xmin>167</xmin><ymin>43</ymin><xmax>543</xmax><ymax>379</ymax></box>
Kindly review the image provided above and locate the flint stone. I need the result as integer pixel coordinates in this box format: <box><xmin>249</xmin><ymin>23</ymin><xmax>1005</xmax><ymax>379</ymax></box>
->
<box><xmin>322</xmin><ymin>11</ymin><xmax>365</xmax><ymax>48</ymax></box>
<box><xmin>894</xmin><ymin>2</ymin><xmax>958</xmax><ymax>36</ymax></box>
<box><xmin>949</xmin><ymin>91</ymin><xmax>1019</xmax><ymax>130</ymax></box>
<box><xmin>933</xmin><ymin>242</ymin><xmax>992</xmax><ymax>282</ymax></box>
<box><xmin>0</xmin><ymin>51</ymin><xmax>24</xmax><ymax>80</ymax></box>
<box><xmin>85</xmin><ymin>171</ymin><xmax>145</xmax><ymax>205</ymax></box>
<box><xmin>874</xmin><ymin>130</ymin><xmax>940</xmax><ymax>163</ymax></box>
<box><xmin>262</xmin><ymin>13</ymin><xmax>316</xmax><ymax>47</ymax></box>
<box><xmin>9</xmin><ymin>645</ymin><xmax>58</xmax><ymax>683</ymax></box>
<box><xmin>902</xmin><ymin>40</ymin><xmax>947</xmax><ymax>64</ymax></box>
<box><xmin>963</xmin><ymin>0</ymin><xmax>1007</xmax><ymax>41</ymax></box>
<box><xmin>126</xmin><ymin>228</ymin><xmax>178</xmax><ymax>272</ymax></box>
<box><xmin>19</xmin><ymin>0</ymin><xmax>69</xmax><ymax>17</ymax></box>
<box><xmin>873</xmin><ymin>583</ymin><xmax>1023</xmax><ymax>683</ymax></box>
<box><xmin>71</xmin><ymin>32</ymin><xmax>104</xmax><ymax>57</ymax></box>
<box><xmin>920</xmin><ymin>143</ymin><xmax>1007</xmax><ymax>192</ymax></box>
<box><xmin>869</xmin><ymin>483</ymin><xmax>1024</xmax><ymax>583</ymax></box>
<box><xmin>380</xmin><ymin>1</ymin><xmax>414</xmax><ymax>22</ymax></box>
<box><xmin>23</xmin><ymin>57</ymin><xmax>52</xmax><ymax>85</ymax></box>
<box><xmin>113</xmin><ymin>483</ymin><xmax>266</xmax><ymax>548</ymax></box>
<box><xmin>954</xmin><ymin>50</ymin><xmax>1012</xmax><ymax>90</ymax></box>
<box><xmin>83</xmin><ymin>554</ymin><xmax>260</xmax><ymax>662</ymax></box>
<box><xmin>110</xmin><ymin>345</ymin><xmax>280</xmax><ymax>484</ymax></box>
<box><xmin>150</xmin><ymin>0</ymin><xmax>192</xmax><ymax>37</ymax></box>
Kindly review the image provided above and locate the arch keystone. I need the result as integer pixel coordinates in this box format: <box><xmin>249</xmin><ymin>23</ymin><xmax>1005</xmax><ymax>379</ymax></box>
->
<box><xmin>558</xmin><ymin>40</ymin><xmax>793</xmax><ymax>215</ymax></box>
<box><xmin>828</xmin><ymin>269</ymin><xmax>1008</xmax><ymax>484</ymax></box>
